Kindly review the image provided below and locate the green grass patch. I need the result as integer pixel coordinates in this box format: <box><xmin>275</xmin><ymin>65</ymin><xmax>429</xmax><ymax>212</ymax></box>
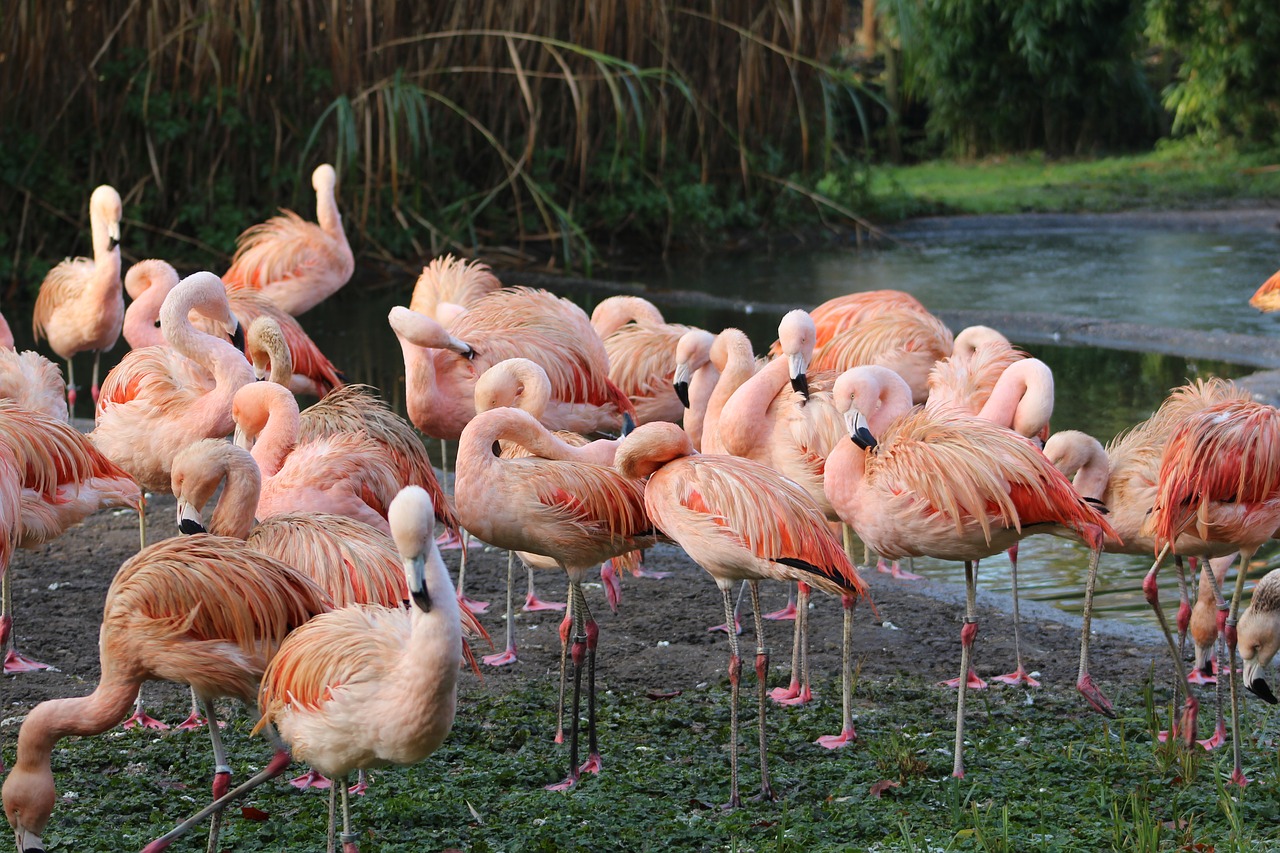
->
<box><xmin>869</xmin><ymin>141</ymin><xmax>1280</xmax><ymax>220</ymax></box>
<box><xmin>17</xmin><ymin>674</ymin><xmax>1280</xmax><ymax>851</ymax></box>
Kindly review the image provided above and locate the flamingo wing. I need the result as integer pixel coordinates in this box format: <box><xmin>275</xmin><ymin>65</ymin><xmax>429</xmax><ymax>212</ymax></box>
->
<box><xmin>225</xmin><ymin>289</ymin><xmax>343</xmax><ymax>394</ymax></box>
<box><xmin>32</xmin><ymin>257</ymin><xmax>93</xmax><ymax>343</ymax></box>
<box><xmin>223</xmin><ymin>210</ymin><xmax>337</xmax><ymax>290</ymax></box>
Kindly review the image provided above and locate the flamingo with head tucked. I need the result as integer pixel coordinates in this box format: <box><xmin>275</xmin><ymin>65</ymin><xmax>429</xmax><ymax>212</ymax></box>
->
<box><xmin>590</xmin><ymin>295</ymin><xmax>693</xmax><ymax>426</ymax></box>
<box><xmin>32</xmin><ymin>184</ymin><xmax>124</xmax><ymax>412</ymax></box>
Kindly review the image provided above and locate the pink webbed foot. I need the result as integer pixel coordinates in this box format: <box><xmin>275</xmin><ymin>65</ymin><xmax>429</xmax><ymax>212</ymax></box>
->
<box><xmin>601</xmin><ymin>561</ymin><xmax>622</xmax><ymax>613</ymax></box>
<box><xmin>707</xmin><ymin>617</ymin><xmax>742</xmax><ymax>635</ymax></box>
<box><xmin>579</xmin><ymin>753</ymin><xmax>602</xmax><ymax>775</ymax></box>
<box><xmin>523</xmin><ymin>591</ymin><xmax>566</xmax><ymax>612</ymax></box>
<box><xmin>175</xmin><ymin>710</ymin><xmax>207</xmax><ymax>731</ymax></box>
<box><xmin>457</xmin><ymin>592</ymin><xmax>489</xmax><ymax>615</ymax></box>
<box><xmin>992</xmin><ymin>666</ymin><xmax>1041</xmax><ymax>688</ymax></box>
<box><xmin>434</xmin><ymin>529</ymin><xmax>480</xmax><ymax>551</ymax></box>
<box><xmin>763</xmin><ymin>601</ymin><xmax>798</xmax><ymax>622</ymax></box>
<box><xmin>3</xmin><ymin>648</ymin><xmax>51</xmax><ymax>674</ymax></box>
<box><xmin>290</xmin><ymin>768</ymin><xmax>332</xmax><ymax>790</ymax></box>
<box><xmin>1197</xmin><ymin>719</ymin><xmax>1227</xmax><ymax>751</ymax></box>
<box><xmin>771</xmin><ymin>684</ymin><xmax>813</xmax><ymax>706</ymax></box>
<box><xmin>483</xmin><ymin>646</ymin><xmax>519</xmax><ymax>667</ymax></box>
<box><xmin>940</xmin><ymin>669</ymin><xmax>987</xmax><ymax>690</ymax></box>
<box><xmin>815</xmin><ymin>727</ymin><xmax>857</xmax><ymax>749</ymax></box>
<box><xmin>1230</xmin><ymin>767</ymin><xmax>1250</xmax><ymax>787</ymax></box>
<box><xmin>122</xmin><ymin>710</ymin><xmax>170</xmax><ymax>731</ymax></box>
<box><xmin>889</xmin><ymin>561</ymin><xmax>924</xmax><ymax>581</ymax></box>
<box><xmin>1076</xmin><ymin>674</ymin><xmax>1116</xmax><ymax>718</ymax></box>
<box><xmin>1186</xmin><ymin>668</ymin><xmax>1217</xmax><ymax>686</ymax></box>
<box><xmin>348</xmin><ymin>775</ymin><xmax>369</xmax><ymax>796</ymax></box>
<box><xmin>545</xmin><ymin>769</ymin><xmax>580</xmax><ymax>792</ymax></box>
<box><xmin>768</xmin><ymin>681</ymin><xmax>801</xmax><ymax>703</ymax></box>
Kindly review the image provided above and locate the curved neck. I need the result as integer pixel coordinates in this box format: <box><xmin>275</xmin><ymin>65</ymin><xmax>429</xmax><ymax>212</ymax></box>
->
<box><xmin>703</xmin><ymin>331</ymin><xmax>755</xmax><ymax>452</ymax></box>
<box><xmin>14</xmin><ymin>677</ymin><xmax>138</xmax><ymax>773</ymax></box>
<box><xmin>90</xmin><ymin>209</ymin><xmax>122</xmax><ymax>286</ymax></box>
<box><xmin>718</xmin><ymin>357</ymin><xmax>788</xmax><ymax>458</ymax></box>
<box><xmin>591</xmin><ymin>296</ymin><xmax>664</xmax><ymax>338</ymax></box>
<box><xmin>315</xmin><ymin>180</ymin><xmax>346</xmax><ymax>244</ymax></box>
<box><xmin>978</xmin><ymin>359</ymin><xmax>1054</xmax><ymax>440</ymax></box>
<box><xmin>122</xmin><ymin>280</ymin><xmax>167</xmax><ymax>349</ymax></box>
<box><xmin>245</xmin><ymin>387</ymin><xmax>300</xmax><ymax>477</ymax></box>
<box><xmin>208</xmin><ymin>450</ymin><xmax>261</xmax><ymax>539</ymax></box>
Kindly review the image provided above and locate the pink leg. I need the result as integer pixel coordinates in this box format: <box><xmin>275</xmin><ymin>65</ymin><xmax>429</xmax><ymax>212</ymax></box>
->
<box><xmin>816</xmin><ymin>594</ymin><xmax>858</xmax><ymax>748</ymax></box>
<box><xmin>523</xmin><ymin>565</ymin><xmax>565</xmax><ymax>612</ymax></box>
<box><xmin>484</xmin><ymin>551</ymin><xmax>519</xmax><ymax>667</ymax></box>
<box><xmin>600</xmin><ymin>560</ymin><xmax>622</xmax><ymax>613</ymax></box>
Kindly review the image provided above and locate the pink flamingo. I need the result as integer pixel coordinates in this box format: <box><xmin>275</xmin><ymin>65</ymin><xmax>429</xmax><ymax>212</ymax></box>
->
<box><xmin>823</xmin><ymin>366</ymin><xmax>1114</xmax><ymax>777</ymax></box>
<box><xmin>0</xmin><ymin>400</ymin><xmax>141</xmax><ymax>673</ymax></box>
<box><xmin>389</xmin><ymin>287</ymin><xmax>635</xmax><ymax>440</ymax></box>
<box><xmin>672</xmin><ymin>328</ymin><xmax>721</xmax><ymax>451</ymax></box>
<box><xmin>767</xmin><ymin>289</ymin><xmax>928</xmax><ymax>357</ymax></box>
<box><xmin>1238</xmin><ymin>568</ymin><xmax>1280</xmax><ymax>702</ymax></box>
<box><xmin>231</xmin><ymin>381</ymin><xmax>400</xmax><ymax>535</ymax></box>
<box><xmin>90</xmin><ymin>270</ymin><xmax>254</xmax><ymax>499</ymax></box>
<box><xmin>811</xmin><ymin>308</ymin><xmax>954</xmax><ymax>404</ymax></box>
<box><xmin>32</xmin><ymin>184</ymin><xmax>124</xmax><ymax>412</ymax></box>
<box><xmin>1149</xmin><ymin>397</ymin><xmax>1280</xmax><ymax>785</ymax></box>
<box><xmin>124</xmin><ymin>259</ymin><xmax>343</xmax><ymax>397</ymax></box>
<box><xmin>615</xmin><ymin>422</ymin><xmax>869</xmax><ymax>805</ymax></box>
<box><xmin>408</xmin><ymin>254</ymin><xmax>502</xmax><ymax>322</ymax></box>
<box><xmin>221</xmin><ymin>164</ymin><xmax>353</xmax><ymax>316</ymax></box>
<box><xmin>0</xmin><ymin>310</ymin><xmax>14</xmax><ymax>350</ymax></box>
<box><xmin>2</xmin><ymin>534</ymin><xmax>331</xmax><ymax>853</ymax></box>
<box><xmin>694</xmin><ymin>328</ymin><xmax>762</xmax><ymax>455</ymax></box>
<box><xmin>472</xmin><ymin>357</ymin><xmax>633</xmax><ymax>666</ymax></box>
<box><xmin>0</xmin><ymin>347</ymin><xmax>69</xmax><ymax>422</ymax></box>
<box><xmin>453</xmin><ymin>406</ymin><xmax>656</xmax><ymax>790</ymax></box>
<box><xmin>590</xmin><ymin>295</ymin><xmax>693</xmax><ymax>426</ymax></box>
<box><xmin>140</xmin><ymin>487</ymin><xmax>463</xmax><ymax>853</ymax></box>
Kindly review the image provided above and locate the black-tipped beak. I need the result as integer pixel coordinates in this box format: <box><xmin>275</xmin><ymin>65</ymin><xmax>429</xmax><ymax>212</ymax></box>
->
<box><xmin>790</xmin><ymin>373</ymin><xmax>809</xmax><ymax>398</ymax></box>
<box><xmin>674</xmin><ymin>381</ymin><xmax>690</xmax><ymax>408</ymax></box>
<box><xmin>852</xmin><ymin>426</ymin><xmax>878</xmax><ymax>450</ymax></box>
<box><xmin>622</xmin><ymin>412</ymin><xmax>636</xmax><ymax>437</ymax></box>
<box><xmin>179</xmin><ymin>518</ymin><xmax>207</xmax><ymax>536</ymax></box>
<box><xmin>230</xmin><ymin>322</ymin><xmax>246</xmax><ymax>353</ymax></box>
<box><xmin>108</xmin><ymin>237</ymin><xmax>120</xmax><ymax>252</ymax></box>
<box><xmin>1248</xmin><ymin>677</ymin><xmax>1278</xmax><ymax>704</ymax></box>
<box><xmin>461</xmin><ymin>345</ymin><xmax>476</xmax><ymax>361</ymax></box>
<box><xmin>411</xmin><ymin>588</ymin><xmax>432</xmax><ymax>613</ymax></box>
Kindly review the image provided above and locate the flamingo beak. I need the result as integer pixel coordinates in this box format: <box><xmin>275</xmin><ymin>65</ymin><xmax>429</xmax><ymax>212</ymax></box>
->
<box><xmin>230</xmin><ymin>321</ymin><xmax>246</xmax><ymax>353</ymax></box>
<box><xmin>15</xmin><ymin>826</ymin><xmax>44</xmax><ymax>853</ymax></box>
<box><xmin>673</xmin><ymin>363</ymin><xmax>692</xmax><ymax>408</ymax></box>
<box><xmin>107</xmin><ymin>221</ymin><xmax>121</xmax><ymax>252</ymax></box>
<box><xmin>849</xmin><ymin>410</ymin><xmax>877</xmax><ymax>450</ymax></box>
<box><xmin>787</xmin><ymin>353</ymin><xmax>809</xmax><ymax>398</ymax></box>
<box><xmin>1245</xmin><ymin>659</ymin><xmax>1277</xmax><ymax>703</ymax></box>
<box><xmin>177</xmin><ymin>500</ymin><xmax>206</xmax><ymax>535</ymax></box>
<box><xmin>407</xmin><ymin>554</ymin><xmax>432</xmax><ymax>613</ymax></box>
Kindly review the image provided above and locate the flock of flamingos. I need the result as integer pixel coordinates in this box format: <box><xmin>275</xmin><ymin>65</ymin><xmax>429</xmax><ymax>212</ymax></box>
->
<box><xmin>2</xmin><ymin>164</ymin><xmax>1280</xmax><ymax>850</ymax></box>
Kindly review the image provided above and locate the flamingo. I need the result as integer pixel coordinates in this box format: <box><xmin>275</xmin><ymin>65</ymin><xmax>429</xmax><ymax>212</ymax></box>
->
<box><xmin>823</xmin><ymin>366</ymin><xmax>1114</xmax><ymax>777</ymax></box>
<box><xmin>89</xmin><ymin>270</ymin><xmax>253</xmax><ymax>498</ymax></box>
<box><xmin>453</xmin><ymin>406</ymin><xmax>656</xmax><ymax>790</ymax></box>
<box><xmin>767</xmin><ymin>289</ymin><xmax>928</xmax><ymax>357</ymax></box>
<box><xmin>1</xmin><ymin>534</ymin><xmax>331</xmax><ymax>853</ymax></box>
<box><xmin>389</xmin><ymin>287</ymin><xmax>635</xmax><ymax>441</ymax></box>
<box><xmin>0</xmin><ymin>400</ymin><xmax>141</xmax><ymax>674</ymax></box>
<box><xmin>672</xmin><ymin>328</ymin><xmax>720</xmax><ymax>451</ymax></box>
<box><xmin>32</xmin><ymin>184</ymin><xmax>124</xmax><ymax>412</ymax></box>
<box><xmin>590</xmin><ymin>295</ymin><xmax>693</xmax><ymax>426</ymax></box>
<box><xmin>231</xmin><ymin>381</ymin><xmax>400</xmax><ymax>534</ymax></box>
<box><xmin>123</xmin><ymin>259</ymin><xmax>343</xmax><ymax>397</ymax></box>
<box><xmin>1148</xmin><ymin>397</ymin><xmax>1280</xmax><ymax>786</ymax></box>
<box><xmin>810</xmin><ymin>307</ymin><xmax>954</xmax><ymax>404</ymax></box>
<box><xmin>615</xmin><ymin>422</ymin><xmax>868</xmax><ymax>806</ymax></box>
<box><xmin>1238</xmin><ymin>567</ymin><xmax>1280</xmax><ymax>703</ymax></box>
<box><xmin>140</xmin><ymin>486</ymin><xmax>463</xmax><ymax>853</ymax></box>
<box><xmin>221</xmin><ymin>163</ymin><xmax>354</xmax><ymax>316</ymax></box>
<box><xmin>695</xmin><ymin>328</ymin><xmax>762</xmax><ymax>455</ymax></box>
<box><xmin>472</xmin><ymin>357</ymin><xmax>630</xmax><ymax>666</ymax></box>
<box><xmin>0</xmin><ymin>347</ymin><xmax>69</xmax><ymax>422</ymax></box>
<box><xmin>170</xmin><ymin>438</ymin><xmax>487</xmax><ymax>787</ymax></box>
<box><xmin>408</xmin><ymin>254</ymin><xmax>502</xmax><ymax>322</ymax></box>
<box><xmin>0</xmin><ymin>310</ymin><xmax>13</xmax><ymax>350</ymax></box>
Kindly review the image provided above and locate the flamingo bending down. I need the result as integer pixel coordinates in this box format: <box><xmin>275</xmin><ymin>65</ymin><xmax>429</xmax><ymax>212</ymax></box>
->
<box><xmin>408</xmin><ymin>254</ymin><xmax>502</xmax><ymax>322</ymax></box>
<box><xmin>32</xmin><ymin>184</ymin><xmax>124</xmax><ymax>412</ymax></box>
<box><xmin>389</xmin><ymin>287</ymin><xmax>635</xmax><ymax>441</ymax></box>
<box><xmin>2</xmin><ymin>535</ymin><xmax>331</xmax><ymax>853</ymax></box>
<box><xmin>90</xmin><ymin>270</ymin><xmax>253</xmax><ymax>497</ymax></box>
<box><xmin>141</xmin><ymin>487</ymin><xmax>463</xmax><ymax>853</ymax></box>
<box><xmin>590</xmin><ymin>295</ymin><xmax>693</xmax><ymax>426</ymax></box>
<box><xmin>124</xmin><ymin>259</ymin><xmax>343</xmax><ymax>397</ymax></box>
<box><xmin>615</xmin><ymin>422</ymin><xmax>869</xmax><ymax>806</ymax></box>
<box><xmin>231</xmin><ymin>381</ymin><xmax>400</xmax><ymax>534</ymax></box>
<box><xmin>1149</xmin><ymin>398</ymin><xmax>1280</xmax><ymax>786</ymax></box>
<box><xmin>0</xmin><ymin>400</ymin><xmax>142</xmax><ymax>674</ymax></box>
<box><xmin>453</xmin><ymin>407</ymin><xmax>656</xmax><ymax>789</ymax></box>
<box><xmin>1238</xmin><ymin>568</ymin><xmax>1280</xmax><ymax>703</ymax></box>
<box><xmin>221</xmin><ymin>164</ymin><xmax>354</xmax><ymax>316</ymax></box>
<box><xmin>824</xmin><ymin>366</ymin><xmax>1114</xmax><ymax>778</ymax></box>
<box><xmin>768</xmin><ymin>289</ymin><xmax>928</xmax><ymax>357</ymax></box>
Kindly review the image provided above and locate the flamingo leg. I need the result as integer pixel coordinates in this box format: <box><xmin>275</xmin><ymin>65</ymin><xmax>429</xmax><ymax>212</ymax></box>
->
<box><xmin>1143</xmin><ymin>544</ymin><xmax>1198</xmax><ymax>747</ymax></box>
<box><xmin>64</xmin><ymin>358</ymin><xmax>76</xmax><ymax>413</ymax></box>
<box><xmin>523</xmin><ymin>563</ymin><xmax>565</xmax><ymax>612</ymax></box>
<box><xmin>454</xmin><ymin>531</ymin><xmax>489</xmax><ymax>614</ymax></box>
<box><xmin>2</xmin><ymin>569</ymin><xmax>51</xmax><ymax>675</ymax></box>
<box><xmin>769</xmin><ymin>582</ymin><xmax>810</xmax><ymax>704</ymax></box>
<box><xmin>994</xmin><ymin>544</ymin><xmax>1040</xmax><ymax>687</ymax></box>
<box><xmin>202</xmin><ymin>699</ymin><xmax>230</xmax><ymax>853</ymax></box>
<box><xmin>763</xmin><ymin>583</ymin><xmax>797</xmax><ymax>621</ymax></box>
<box><xmin>952</xmin><ymin>559</ymin><xmax>979</xmax><ymax>778</ymax></box>
<box><xmin>122</xmin><ymin>685</ymin><xmax>170</xmax><ymax>730</ymax></box>
<box><xmin>555</xmin><ymin>589</ymin><xmax>573</xmax><ymax>744</ymax></box>
<box><xmin>1199</xmin><ymin>583</ymin><xmax>1229</xmax><ymax>751</ymax></box>
<box><xmin>581</xmin><ymin>591</ymin><xmax>602</xmax><ymax>775</ymax></box>
<box><xmin>327</xmin><ymin>777</ymin><xmax>338</xmax><ymax>853</ymax></box>
<box><xmin>747</xmin><ymin>581</ymin><xmax>775</xmax><ymax>802</ymax></box>
<box><xmin>483</xmin><ymin>551</ymin><xmax>519</xmax><ymax>666</ymax></box>
<box><xmin>1074</xmin><ymin>545</ymin><xmax>1115</xmax><ymax>716</ymax></box>
<box><xmin>817</xmin><ymin>593</ymin><xmax>859</xmax><ymax>748</ymax></box>
<box><xmin>178</xmin><ymin>686</ymin><xmax>208</xmax><ymax>730</ymax></box>
<box><xmin>1176</xmin><ymin>556</ymin><xmax>1193</xmax><ymax>663</ymax></box>
<box><xmin>1224</xmin><ymin>545</ymin><xmax>1256</xmax><ymax>786</ymax></box>
<box><xmin>90</xmin><ymin>350</ymin><xmax>103</xmax><ymax>405</ymax></box>
<box><xmin>708</xmin><ymin>580</ymin><xmax>745</xmax><ymax>634</ymax></box>
<box><xmin>720</xmin><ymin>583</ymin><xmax>742</xmax><ymax>810</ymax></box>
<box><xmin>138</xmin><ymin>492</ymin><xmax>148</xmax><ymax>551</ymax></box>
<box><xmin>547</xmin><ymin>578</ymin><xmax>586</xmax><ymax>791</ymax></box>
<box><xmin>339</xmin><ymin>775</ymin><xmax>358</xmax><ymax>853</ymax></box>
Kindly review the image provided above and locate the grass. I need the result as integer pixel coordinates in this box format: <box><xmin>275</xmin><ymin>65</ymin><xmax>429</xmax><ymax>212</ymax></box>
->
<box><xmin>869</xmin><ymin>140</ymin><xmax>1280</xmax><ymax>220</ymax></box>
<box><xmin>18</xmin><ymin>672</ymin><xmax>1280</xmax><ymax>851</ymax></box>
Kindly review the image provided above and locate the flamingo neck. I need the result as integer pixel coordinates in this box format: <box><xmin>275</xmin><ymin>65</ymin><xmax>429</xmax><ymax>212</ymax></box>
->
<box><xmin>209</xmin><ymin>452</ymin><xmax>261</xmax><ymax>540</ymax></box>
<box><xmin>249</xmin><ymin>390</ymin><xmax>300</xmax><ymax>478</ymax></box>
<box><xmin>718</xmin><ymin>357</ymin><xmax>787</xmax><ymax>459</ymax></box>
<box><xmin>702</xmin><ymin>332</ymin><xmax>755</xmax><ymax>453</ymax></box>
<box><xmin>506</xmin><ymin>360</ymin><xmax>552</xmax><ymax>419</ymax></box>
<box><xmin>683</xmin><ymin>360</ymin><xmax>720</xmax><ymax>451</ymax></box>
<box><xmin>121</xmin><ymin>279</ymin><xmax>168</xmax><ymax>349</ymax></box>
<box><xmin>315</xmin><ymin>181</ymin><xmax>346</xmax><ymax>244</ymax></box>
<box><xmin>14</xmin><ymin>678</ymin><xmax>139</xmax><ymax>769</ymax></box>
<box><xmin>978</xmin><ymin>360</ymin><xmax>1054</xmax><ymax>440</ymax></box>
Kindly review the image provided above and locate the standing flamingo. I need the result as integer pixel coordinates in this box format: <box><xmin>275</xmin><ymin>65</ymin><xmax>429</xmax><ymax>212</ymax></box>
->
<box><xmin>221</xmin><ymin>164</ymin><xmax>354</xmax><ymax>316</ymax></box>
<box><xmin>453</xmin><ymin>407</ymin><xmax>656</xmax><ymax>790</ymax></box>
<box><xmin>1149</xmin><ymin>398</ymin><xmax>1280</xmax><ymax>786</ymax></box>
<box><xmin>124</xmin><ymin>259</ymin><xmax>343</xmax><ymax>397</ymax></box>
<box><xmin>0</xmin><ymin>400</ymin><xmax>141</xmax><ymax>673</ymax></box>
<box><xmin>408</xmin><ymin>254</ymin><xmax>502</xmax><ymax>321</ymax></box>
<box><xmin>32</xmin><ymin>184</ymin><xmax>124</xmax><ymax>412</ymax></box>
<box><xmin>768</xmin><ymin>290</ymin><xmax>928</xmax><ymax>357</ymax></box>
<box><xmin>231</xmin><ymin>381</ymin><xmax>400</xmax><ymax>534</ymax></box>
<box><xmin>140</xmin><ymin>487</ymin><xmax>463</xmax><ymax>853</ymax></box>
<box><xmin>389</xmin><ymin>287</ymin><xmax>635</xmax><ymax>440</ymax></box>
<box><xmin>590</xmin><ymin>295</ymin><xmax>693</xmax><ymax>426</ymax></box>
<box><xmin>810</xmin><ymin>308</ymin><xmax>953</xmax><ymax>404</ymax></box>
<box><xmin>90</xmin><ymin>270</ymin><xmax>253</xmax><ymax>497</ymax></box>
<box><xmin>1</xmin><ymin>535</ymin><xmax>331</xmax><ymax>853</ymax></box>
<box><xmin>615</xmin><ymin>422</ymin><xmax>868</xmax><ymax>805</ymax></box>
<box><xmin>672</xmin><ymin>328</ymin><xmax>720</xmax><ymax>451</ymax></box>
<box><xmin>0</xmin><ymin>347</ymin><xmax>69</xmax><ymax>422</ymax></box>
<box><xmin>823</xmin><ymin>366</ymin><xmax>1114</xmax><ymax>777</ymax></box>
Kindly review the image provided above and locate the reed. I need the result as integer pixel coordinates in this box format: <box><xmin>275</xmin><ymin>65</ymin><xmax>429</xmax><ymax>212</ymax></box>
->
<box><xmin>0</xmin><ymin>1</ymin><xmax>867</xmax><ymax>291</ymax></box>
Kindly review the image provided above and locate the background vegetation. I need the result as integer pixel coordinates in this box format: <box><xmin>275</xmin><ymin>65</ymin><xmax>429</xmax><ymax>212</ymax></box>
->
<box><xmin>3</xmin><ymin>1</ymin><xmax>1280</xmax><ymax>294</ymax></box>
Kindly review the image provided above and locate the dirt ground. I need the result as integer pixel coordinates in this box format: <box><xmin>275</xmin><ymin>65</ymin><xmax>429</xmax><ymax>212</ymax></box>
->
<box><xmin>0</xmin><ymin>486</ymin><xmax>1173</xmax><ymax>727</ymax></box>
